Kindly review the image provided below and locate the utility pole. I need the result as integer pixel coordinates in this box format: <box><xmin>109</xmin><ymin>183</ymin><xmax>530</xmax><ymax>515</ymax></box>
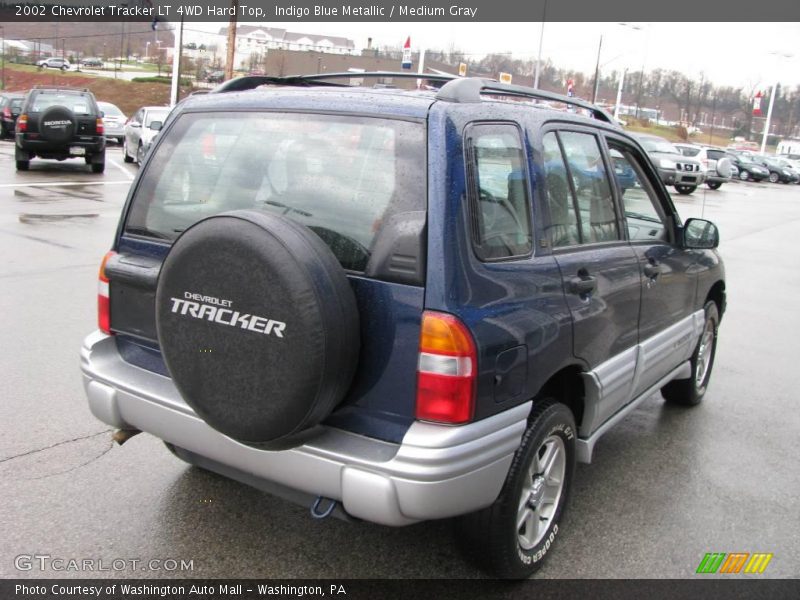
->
<box><xmin>225</xmin><ymin>0</ymin><xmax>238</xmax><ymax>80</ymax></box>
<box><xmin>591</xmin><ymin>35</ymin><xmax>603</xmax><ymax>103</ymax></box>
<box><xmin>1</xmin><ymin>25</ymin><xmax>5</xmax><ymax>91</ymax></box>
<box><xmin>532</xmin><ymin>0</ymin><xmax>547</xmax><ymax>89</ymax></box>
<box><xmin>760</xmin><ymin>82</ymin><xmax>778</xmax><ymax>155</ymax></box>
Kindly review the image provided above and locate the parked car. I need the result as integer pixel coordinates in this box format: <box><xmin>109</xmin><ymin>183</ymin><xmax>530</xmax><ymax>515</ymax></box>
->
<box><xmin>727</xmin><ymin>151</ymin><xmax>770</xmax><ymax>182</ymax></box>
<box><xmin>123</xmin><ymin>105</ymin><xmax>170</xmax><ymax>164</ymax></box>
<box><xmin>205</xmin><ymin>70</ymin><xmax>225</xmax><ymax>83</ymax></box>
<box><xmin>753</xmin><ymin>155</ymin><xmax>799</xmax><ymax>184</ymax></box>
<box><xmin>14</xmin><ymin>87</ymin><xmax>106</xmax><ymax>172</ymax></box>
<box><xmin>632</xmin><ymin>133</ymin><xmax>705</xmax><ymax>194</ymax></box>
<box><xmin>81</xmin><ymin>74</ymin><xmax>725</xmax><ymax>579</ymax></box>
<box><xmin>0</xmin><ymin>92</ymin><xmax>26</xmax><ymax>139</ymax></box>
<box><xmin>36</xmin><ymin>57</ymin><xmax>71</xmax><ymax>70</ymax></box>
<box><xmin>81</xmin><ymin>57</ymin><xmax>104</xmax><ymax>68</ymax></box>
<box><xmin>97</xmin><ymin>101</ymin><xmax>127</xmax><ymax>145</ymax></box>
<box><xmin>673</xmin><ymin>143</ymin><xmax>733</xmax><ymax>190</ymax></box>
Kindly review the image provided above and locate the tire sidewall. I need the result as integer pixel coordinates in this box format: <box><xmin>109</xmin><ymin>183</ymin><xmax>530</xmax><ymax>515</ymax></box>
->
<box><xmin>503</xmin><ymin>403</ymin><xmax>576</xmax><ymax>576</ymax></box>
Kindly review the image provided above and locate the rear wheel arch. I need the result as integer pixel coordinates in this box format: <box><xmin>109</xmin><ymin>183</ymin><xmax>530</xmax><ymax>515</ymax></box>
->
<box><xmin>531</xmin><ymin>364</ymin><xmax>585</xmax><ymax>431</ymax></box>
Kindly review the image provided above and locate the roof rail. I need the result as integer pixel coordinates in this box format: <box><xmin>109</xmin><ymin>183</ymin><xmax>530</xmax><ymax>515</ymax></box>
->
<box><xmin>31</xmin><ymin>85</ymin><xmax>91</xmax><ymax>92</ymax></box>
<box><xmin>210</xmin><ymin>71</ymin><xmax>457</xmax><ymax>94</ymax></box>
<box><xmin>435</xmin><ymin>78</ymin><xmax>616</xmax><ymax>124</ymax></box>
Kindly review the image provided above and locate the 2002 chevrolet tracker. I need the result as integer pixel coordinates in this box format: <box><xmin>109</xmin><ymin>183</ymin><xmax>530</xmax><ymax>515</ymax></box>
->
<box><xmin>81</xmin><ymin>73</ymin><xmax>725</xmax><ymax>578</ymax></box>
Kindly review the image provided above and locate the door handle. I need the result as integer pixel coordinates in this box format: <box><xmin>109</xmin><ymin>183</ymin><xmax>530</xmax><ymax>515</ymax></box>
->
<box><xmin>643</xmin><ymin>262</ymin><xmax>662</xmax><ymax>279</ymax></box>
<box><xmin>569</xmin><ymin>275</ymin><xmax>597</xmax><ymax>296</ymax></box>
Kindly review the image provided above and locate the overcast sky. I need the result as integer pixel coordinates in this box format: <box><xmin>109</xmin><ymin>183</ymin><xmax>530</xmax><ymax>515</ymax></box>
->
<box><xmin>183</xmin><ymin>21</ymin><xmax>800</xmax><ymax>91</ymax></box>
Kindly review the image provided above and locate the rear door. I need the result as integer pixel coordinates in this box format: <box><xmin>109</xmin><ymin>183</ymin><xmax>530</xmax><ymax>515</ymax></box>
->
<box><xmin>605</xmin><ymin>135</ymin><xmax>699</xmax><ymax>396</ymax></box>
<box><xmin>540</xmin><ymin>128</ymin><xmax>641</xmax><ymax>435</ymax></box>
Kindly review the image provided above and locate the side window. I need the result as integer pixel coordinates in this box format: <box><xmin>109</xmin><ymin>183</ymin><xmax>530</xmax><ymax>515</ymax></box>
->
<box><xmin>466</xmin><ymin>123</ymin><xmax>533</xmax><ymax>260</ymax></box>
<box><xmin>558</xmin><ymin>131</ymin><xmax>620</xmax><ymax>244</ymax></box>
<box><xmin>541</xmin><ymin>132</ymin><xmax>580</xmax><ymax>247</ymax></box>
<box><xmin>607</xmin><ymin>143</ymin><xmax>669</xmax><ymax>242</ymax></box>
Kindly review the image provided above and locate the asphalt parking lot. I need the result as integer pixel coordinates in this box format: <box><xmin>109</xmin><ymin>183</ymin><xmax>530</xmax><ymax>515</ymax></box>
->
<box><xmin>1</xmin><ymin>140</ymin><xmax>799</xmax><ymax>579</ymax></box>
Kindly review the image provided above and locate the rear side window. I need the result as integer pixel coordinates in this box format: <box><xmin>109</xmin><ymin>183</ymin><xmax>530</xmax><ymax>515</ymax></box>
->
<box><xmin>30</xmin><ymin>92</ymin><xmax>93</xmax><ymax>115</ymax></box>
<box><xmin>465</xmin><ymin>123</ymin><xmax>532</xmax><ymax>261</ymax></box>
<box><xmin>124</xmin><ymin>112</ymin><xmax>425</xmax><ymax>272</ymax></box>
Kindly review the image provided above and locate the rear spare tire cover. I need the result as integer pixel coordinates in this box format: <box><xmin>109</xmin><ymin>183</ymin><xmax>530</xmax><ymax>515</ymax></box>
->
<box><xmin>155</xmin><ymin>210</ymin><xmax>360</xmax><ymax>447</ymax></box>
<box><xmin>38</xmin><ymin>106</ymin><xmax>76</xmax><ymax>143</ymax></box>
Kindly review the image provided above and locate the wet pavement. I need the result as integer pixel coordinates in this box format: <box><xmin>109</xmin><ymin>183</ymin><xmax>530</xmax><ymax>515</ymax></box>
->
<box><xmin>1</xmin><ymin>139</ymin><xmax>799</xmax><ymax>579</ymax></box>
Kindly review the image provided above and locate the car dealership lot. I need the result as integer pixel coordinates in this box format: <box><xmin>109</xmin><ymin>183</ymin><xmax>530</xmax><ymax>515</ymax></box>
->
<box><xmin>0</xmin><ymin>140</ymin><xmax>798</xmax><ymax>578</ymax></box>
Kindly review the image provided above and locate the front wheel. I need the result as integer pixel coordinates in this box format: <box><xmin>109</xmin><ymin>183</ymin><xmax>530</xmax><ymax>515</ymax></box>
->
<box><xmin>122</xmin><ymin>140</ymin><xmax>133</xmax><ymax>163</ymax></box>
<box><xmin>768</xmin><ymin>172</ymin><xmax>779</xmax><ymax>183</ymax></box>
<box><xmin>136</xmin><ymin>142</ymin><xmax>145</xmax><ymax>165</ymax></box>
<box><xmin>739</xmin><ymin>170</ymin><xmax>750</xmax><ymax>181</ymax></box>
<box><xmin>674</xmin><ymin>184</ymin><xmax>697</xmax><ymax>195</ymax></box>
<box><xmin>706</xmin><ymin>181</ymin><xmax>722</xmax><ymax>190</ymax></box>
<box><xmin>661</xmin><ymin>301</ymin><xmax>719</xmax><ymax>406</ymax></box>
<box><xmin>16</xmin><ymin>160</ymin><xmax>29</xmax><ymax>171</ymax></box>
<box><xmin>457</xmin><ymin>401</ymin><xmax>576</xmax><ymax>578</ymax></box>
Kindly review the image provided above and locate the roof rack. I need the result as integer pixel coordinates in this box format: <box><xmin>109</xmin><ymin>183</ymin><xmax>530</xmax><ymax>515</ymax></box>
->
<box><xmin>435</xmin><ymin>78</ymin><xmax>615</xmax><ymax>124</ymax></box>
<box><xmin>209</xmin><ymin>71</ymin><xmax>615</xmax><ymax>124</ymax></box>
<box><xmin>209</xmin><ymin>71</ymin><xmax>457</xmax><ymax>94</ymax></box>
<box><xmin>31</xmin><ymin>85</ymin><xmax>91</xmax><ymax>92</ymax></box>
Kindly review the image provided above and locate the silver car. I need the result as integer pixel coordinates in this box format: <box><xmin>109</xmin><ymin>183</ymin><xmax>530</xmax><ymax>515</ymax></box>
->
<box><xmin>123</xmin><ymin>106</ymin><xmax>170</xmax><ymax>165</ymax></box>
<box><xmin>97</xmin><ymin>101</ymin><xmax>127</xmax><ymax>145</ymax></box>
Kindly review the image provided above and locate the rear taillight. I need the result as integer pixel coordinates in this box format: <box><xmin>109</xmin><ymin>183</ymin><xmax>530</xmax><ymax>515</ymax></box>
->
<box><xmin>17</xmin><ymin>114</ymin><xmax>28</xmax><ymax>132</ymax></box>
<box><xmin>96</xmin><ymin>118</ymin><xmax>104</xmax><ymax>135</ymax></box>
<box><xmin>98</xmin><ymin>251</ymin><xmax>116</xmax><ymax>334</ymax></box>
<box><xmin>415</xmin><ymin>311</ymin><xmax>477</xmax><ymax>424</ymax></box>
<box><xmin>2</xmin><ymin>107</ymin><xmax>10</xmax><ymax>119</ymax></box>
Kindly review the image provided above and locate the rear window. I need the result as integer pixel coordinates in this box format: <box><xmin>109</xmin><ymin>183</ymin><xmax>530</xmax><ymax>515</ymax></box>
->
<box><xmin>124</xmin><ymin>112</ymin><xmax>425</xmax><ymax>272</ymax></box>
<box><xmin>30</xmin><ymin>92</ymin><xmax>94</xmax><ymax>115</ymax></box>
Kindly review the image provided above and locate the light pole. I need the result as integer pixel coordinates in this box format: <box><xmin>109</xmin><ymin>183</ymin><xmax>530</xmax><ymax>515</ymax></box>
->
<box><xmin>761</xmin><ymin>51</ymin><xmax>794</xmax><ymax>155</ymax></box>
<box><xmin>614</xmin><ymin>68</ymin><xmax>627</xmax><ymax>121</ymax></box>
<box><xmin>146</xmin><ymin>42</ymin><xmax>150</xmax><ymax>60</ymax></box>
<box><xmin>532</xmin><ymin>0</ymin><xmax>547</xmax><ymax>89</ymax></box>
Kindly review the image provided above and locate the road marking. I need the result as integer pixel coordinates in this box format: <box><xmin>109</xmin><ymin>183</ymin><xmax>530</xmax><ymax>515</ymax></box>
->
<box><xmin>0</xmin><ymin>181</ymin><xmax>130</xmax><ymax>188</ymax></box>
<box><xmin>107</xmin><ymin>156</ymin><xmax>135</xmax><ymax>180</ymax></box>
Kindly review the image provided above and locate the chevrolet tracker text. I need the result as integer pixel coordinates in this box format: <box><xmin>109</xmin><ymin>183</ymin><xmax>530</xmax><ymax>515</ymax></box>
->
<box><xmin>170</xmin><ymin>293</ymin><xmax>286</xmax><ymax>338</ymax></box>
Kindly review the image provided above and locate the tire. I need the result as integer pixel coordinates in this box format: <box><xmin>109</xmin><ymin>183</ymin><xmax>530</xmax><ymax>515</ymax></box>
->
<box><xmin>155</xmin><ymin>210</ymin><xmax>360</xmax><ymax>449</ymax></box>
<box><xmin>122</xmin><ymin>140</ymin><xmax>133</xmax><ymax>163</ymax></box>
<box><xmin>136</xmin><ymin>142</ymin><xmax>145</xmax><ymax>165</ymax></box>
<box><xmin>706</xmin><ymin>181</ymin><xmax>722</xmax><ymax>190</ymax></box>
<box><xmin>457</xmin><ymin>401</ymin><xmax>576</xmax><ymax>579</ymax></box>
<box><xmin>768</xmin><ymin>172</ymin><xmax>779</xmax><ymax>183</ymax></box>
<box><xmin>739</xmin><ymin>170</ymin><xmax>750</xmax><ymax>181</ymax></box>
<box><xmin>16</xmin><ymin>160</ymin><xmax>29</xmax><ymax>171</ymax></box>
<box><xmin>674</xmin><ymin>184</ymin><xmax>697</xmax><ymax>195</ymax></box>
<box><xmin>91</xmin><ymin>162</ymin><xmax>105</xmax><ymax>173</ymax></box>
<box><xmin>661</xmin><ymin>301</ymin><xmax>719</xmax><ymax>406</ymax></box>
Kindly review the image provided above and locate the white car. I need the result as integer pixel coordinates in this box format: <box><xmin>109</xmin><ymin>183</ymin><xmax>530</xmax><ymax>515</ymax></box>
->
<box><xmin>37</xmin><ymin>57</ymin><xmax>71</xmax><ymax>70</ymax></box>
<box><xmin>123</xmin><ymin>106</ymin><xmax>170</xmax><ymax>165</ymax></box>
<box><xmin>97</xmin><ymin>101</ymin><xmax>127</xmax><ymax>145</ymax></box>
<box><xmin>674</xmin><ymin>143</ymin><xmax>733</xmax><ymax>190</ymax></box>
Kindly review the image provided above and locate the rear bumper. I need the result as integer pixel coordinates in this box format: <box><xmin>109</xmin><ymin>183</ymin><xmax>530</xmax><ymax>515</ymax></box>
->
<box><xmin>16</xmin><ymin>135</ymin><xmax>105</xmax><ymax>157</ymax></box>
<box><xmin>80</xmin><ymin>331</ymin><xmax>527</xmax><ymax>526</ymax></box>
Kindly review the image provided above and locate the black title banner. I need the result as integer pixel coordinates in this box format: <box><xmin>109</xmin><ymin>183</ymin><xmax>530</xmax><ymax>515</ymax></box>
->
<box><xmin>2</xmin><ymin>0</ymin><xmax>800</xmax><ymax>22</ymax></box>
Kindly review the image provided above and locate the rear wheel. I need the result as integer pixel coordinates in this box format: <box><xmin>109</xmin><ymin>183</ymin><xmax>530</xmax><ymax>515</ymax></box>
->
<box><xmin>768</xmin><ymin>172</ymin><xmax>779</xmax><ymax>183</ymax></box>
<box><xmin>16</xmin><ymin>160</ymin><xmax>29</xmax><ymax>171</ymax></box>
<box><xmin>674</xmin><ymin>184</ymin><xmax>697</xmax><ymax>195</ymax></box>
<box><xmin>706</xmin><ymin>181</ymin><xmax>722</xmax><ymax>190</ymax></box>
<box><xmin>91</xmin><ymin>162</ymin><xmax>105</xmax><ymax>173</ymax></box>
<box><xmin>662</xmin><ymin>301</ymin><xmax>719</xmax><ymax>406</ymax></box>
<box><xmin>457</xmin><ymin>401</ymin><xmax>576</xmax><ymax>578</ymax></box>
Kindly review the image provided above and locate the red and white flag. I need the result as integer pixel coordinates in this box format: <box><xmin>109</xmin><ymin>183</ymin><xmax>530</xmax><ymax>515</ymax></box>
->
<box><xmin>401</xmin><ymin>37</ymin><xmax>412</xmax><ymax>70</ymax></box>
<box><xmin>753</xmin><ymin>91</ymin><xmax>763</xmax><ymax>116</ymax></box>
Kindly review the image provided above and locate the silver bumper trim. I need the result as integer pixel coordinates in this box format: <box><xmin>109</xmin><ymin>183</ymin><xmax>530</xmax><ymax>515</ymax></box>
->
<box><xmin>80</xmin><ymin>331</ymin><xmax>528</xmax><ymax>526</ymax></box>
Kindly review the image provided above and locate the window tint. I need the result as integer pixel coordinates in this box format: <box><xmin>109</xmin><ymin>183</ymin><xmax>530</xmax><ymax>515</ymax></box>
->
<box><xmin>31</xmin><ymin>93</ymin><xmax>93</xmax><ymax>114</ymax></box>
<box><xmin>467</xmin><ymin>124</ymin><xmax>532</xmax><ymax>260</ymax></box>
<box><xmin>558</xmin><ymin>131</ymin><xmax>620</xmax><ymax>243</ymax></box>
<box><xmin>124</xmin><ymin>112</ymin><xmax>425</xmax><ymax>272</ymax></box>
<box><xmin>608</xmin><ymin>145</ymin><xmax>668</xmax><ymax>242</ymax></box>
<box><xmin>542</xmin><ymin>132</ymin><xmax>579</xmax><ymax>247</ymax></box>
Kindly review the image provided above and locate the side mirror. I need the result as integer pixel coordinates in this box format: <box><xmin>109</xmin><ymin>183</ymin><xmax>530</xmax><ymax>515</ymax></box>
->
<box><xmin>149</xmin><ymin>121</ymin><xmax>163</xmax><ymax>131</ymax></box>
<box><xmin>98</xmin><ymin>111</ymin><xmax>104</xmax><ymax>118</ymax></box>
<box><xmin>683</xmin><ymin>218</ymin><xmax>719</xmax><ymax>249</ymax></box>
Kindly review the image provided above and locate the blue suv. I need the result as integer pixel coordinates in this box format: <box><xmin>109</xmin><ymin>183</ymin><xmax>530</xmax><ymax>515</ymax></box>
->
<box><xmin>81</xmin><ymin>74</ymin><xmax>725</xmax><ymax>578</ymax></box>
